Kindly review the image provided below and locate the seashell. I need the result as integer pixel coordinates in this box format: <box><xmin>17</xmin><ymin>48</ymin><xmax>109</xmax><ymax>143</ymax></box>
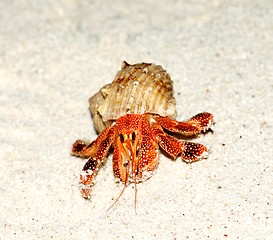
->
<box><xmin>89</xmin><ymin>61</ymin><xmax>177</xmax><ymax>133</ymax></box>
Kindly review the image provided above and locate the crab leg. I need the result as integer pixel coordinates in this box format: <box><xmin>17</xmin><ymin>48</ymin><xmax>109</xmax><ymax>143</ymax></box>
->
<box><xmin>72</xmin><ymin>127</ymin><xmax>115</xmax><ymax>199</ymax></box>
<box><xmin>71</xmin><ymin>126</ymin><xmax>113</xmax><ymax>158</ymax></box>
<box><xmin>152</xmin><ymin>124</ymin><xmax>209</xmax><ymax>163</ymax></box>
<box><xmin>154</xmin><ymin>112</ymin><xmax>214</xmax><ymax>136</ymax></box>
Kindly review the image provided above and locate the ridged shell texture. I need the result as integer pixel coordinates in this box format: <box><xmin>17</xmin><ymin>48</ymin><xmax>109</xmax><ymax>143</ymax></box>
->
<box><xmin>89</xmin><ymin>61</ymin><xmax>177</xmax><ymax>133</ymax></box>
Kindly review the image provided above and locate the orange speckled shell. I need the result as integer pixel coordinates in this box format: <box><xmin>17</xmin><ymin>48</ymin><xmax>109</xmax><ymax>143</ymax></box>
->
<box><xmin>89</xmin><ymin>61</ymin><xmax>177</xmax><ymax>133</ymax></box>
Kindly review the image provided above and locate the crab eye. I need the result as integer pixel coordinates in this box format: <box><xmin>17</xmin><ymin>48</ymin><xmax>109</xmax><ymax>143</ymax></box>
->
<box><xmin>119</xmin><ymin>134</ymin><xmax>125</xmax><ymax>143</ymax></box>
<box><xmin>131</xmin><ymin>132</ymin><xmax>136</xmax><ymax>141</ymax></box>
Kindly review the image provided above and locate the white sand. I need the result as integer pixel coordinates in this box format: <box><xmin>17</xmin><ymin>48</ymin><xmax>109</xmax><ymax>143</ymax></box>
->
<box><xmin>1</xmin><ymin>1</ymin><xmax>272</xmax><ymax>239</ymax></box>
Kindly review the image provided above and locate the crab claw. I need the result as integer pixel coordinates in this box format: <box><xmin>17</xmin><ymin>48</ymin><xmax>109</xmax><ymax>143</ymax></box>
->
<box><xmin>79</xmin><ymin>157</ymin><xmax>100</xmax><ymax>199</ymax></box>
<box><xmin>180</xmin><ymin>142</ymin><xmax>209</xmax><ymax>163</ymax></box>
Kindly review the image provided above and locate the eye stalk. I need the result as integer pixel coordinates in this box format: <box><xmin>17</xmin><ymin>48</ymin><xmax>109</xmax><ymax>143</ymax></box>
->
<box><xmin>120</xmin><ymin>132</ymin><xmax>137</xmax><ymax>153</ymax></box>
<box><xmin>118</xmin><ymin>132</ymin><xmax>139</xmax><ymax>175</ymax></box>
<box><xmin>119</xmin><ymin>131</ymin><xmax>137</xmax><ymax>144</ymax></box>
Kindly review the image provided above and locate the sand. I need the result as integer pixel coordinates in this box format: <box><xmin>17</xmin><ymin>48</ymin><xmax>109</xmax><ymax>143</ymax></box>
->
<box><xmin>1</xmin><ymin>0</ymin><xmax>272</xmax><ymax>239</ymax></box>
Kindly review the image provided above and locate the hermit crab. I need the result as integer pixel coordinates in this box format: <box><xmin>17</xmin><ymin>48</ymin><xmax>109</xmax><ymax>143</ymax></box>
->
<box><xmin>71</xmin><ymin>61</ymin><xmax>214</xmax><ymax>204</ymax></box>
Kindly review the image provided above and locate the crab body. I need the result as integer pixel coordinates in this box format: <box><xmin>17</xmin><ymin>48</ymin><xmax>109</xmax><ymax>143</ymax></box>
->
<box><xmin>71</xmin><ymin>61</ymin><xmax>214</xmax><ymax>202</ymax></box>
<box><xmin>72</xmin><ymin>112</ymin><xmax>213</xmax><ymax>199</ymax></box>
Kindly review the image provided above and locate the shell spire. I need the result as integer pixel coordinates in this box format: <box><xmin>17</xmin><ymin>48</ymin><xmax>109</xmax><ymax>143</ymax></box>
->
<box><xmin>89</xmin><ymin>61</ymin><xmax>177</xmax><ymax>133</ymax></box>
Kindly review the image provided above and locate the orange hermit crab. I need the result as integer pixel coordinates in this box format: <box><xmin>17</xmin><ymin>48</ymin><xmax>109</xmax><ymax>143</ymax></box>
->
<box><xmin>71</xmin><ymin>61</ymin><xmax>214</xmax><ymax>204</ymax></box>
